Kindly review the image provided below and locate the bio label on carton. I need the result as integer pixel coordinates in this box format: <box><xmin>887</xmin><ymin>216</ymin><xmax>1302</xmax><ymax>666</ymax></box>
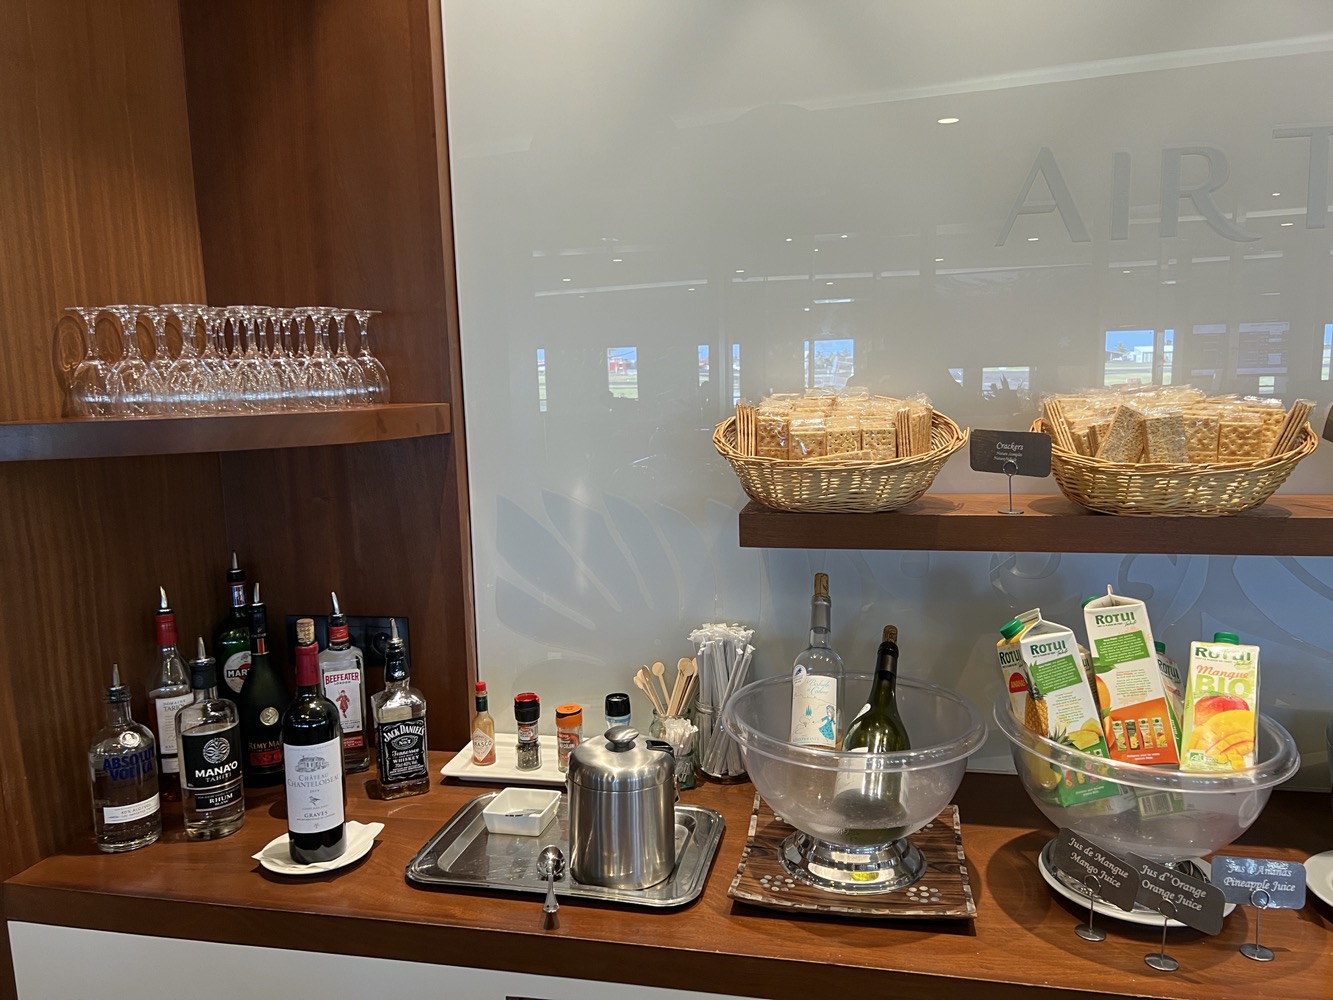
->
<box><xmin>1180</xmin><ymin>633</ymin><xmax>1259</xmax><ymax>772</ymax></box>
<box><xmin>1019</xmin><ymin>616</ymin><xmax>1117</xmax><ymax>806</ymax></box>
<box><xmin>1082</xmin><ymin>588</ymin><xmax>1180</xmax><ymax>766</ymax></box>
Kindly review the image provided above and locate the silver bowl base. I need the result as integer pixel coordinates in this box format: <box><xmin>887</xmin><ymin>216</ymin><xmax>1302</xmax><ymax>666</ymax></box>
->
<box><xmin>779</xmin><ymin>831</ymin><xmax>926</xmax><ymax>894</ymax></box>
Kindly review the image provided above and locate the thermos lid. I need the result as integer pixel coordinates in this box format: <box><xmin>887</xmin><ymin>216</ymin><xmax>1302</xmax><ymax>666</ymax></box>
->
<box><xmin>568</xmin><ymin>725</ymin><xmax>673</xmax><ymax>792</ymax></box>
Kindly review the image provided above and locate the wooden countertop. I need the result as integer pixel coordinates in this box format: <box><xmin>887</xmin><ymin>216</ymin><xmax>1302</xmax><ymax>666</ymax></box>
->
<box><xmin>5</xmin><ymin>755</ymin><xmax>1331</xmax><ymax>999</ymax></box>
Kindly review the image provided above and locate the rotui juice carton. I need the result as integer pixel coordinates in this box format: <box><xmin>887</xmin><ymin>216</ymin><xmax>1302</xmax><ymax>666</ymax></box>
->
<box><xmin>1082</xmin><ymin>587</ymin><xmax>1180</xmax><ymax>766</ymax></box>
<box><xmin>1180</xmin><ymin>633</ymin><xmax>1260</xmax><ymax>772</ymax></box>
<box><xmin>997</xmin><ymin>609</ymin><xmax>1041</xmax><ymax>720</ymax></box>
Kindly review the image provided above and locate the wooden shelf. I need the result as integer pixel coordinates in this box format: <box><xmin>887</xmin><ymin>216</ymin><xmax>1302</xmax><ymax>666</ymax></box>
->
<box><xmin>738</xmin><ymin>494</ymin><xmax>1333</xmax><ymax>556</ymax></box>
<box><xmin>0</xmin><ymin>403</ymin><xmax>451</xmax><ymax>462</ymax></box>
<box><xmin>5</xmin><ymin>760</ymin><xmax>1329</xmax><ymax>1000</ymax></box>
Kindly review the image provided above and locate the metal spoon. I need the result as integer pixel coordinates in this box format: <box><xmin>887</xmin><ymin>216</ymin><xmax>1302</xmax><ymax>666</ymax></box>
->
<box><xmin>537</xmin><ymin>844</ymin><xmax>565</xmax><ymax>915</ymax></box>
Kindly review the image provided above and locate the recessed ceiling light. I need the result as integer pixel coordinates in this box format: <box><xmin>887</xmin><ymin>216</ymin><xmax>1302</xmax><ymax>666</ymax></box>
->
<box><xmin>1163</xmin><ymin>279</ymin><xmax>1177</xmax><ymax>285</ymax></box>
<box><xmin>1027</xmin><ymin>237</ymin><xmax>1039</xmax><ymax>242</ymax></box>
<box><xmin>1281</xmin><ymin>222</ymin><xmax>1294</xmax><ymax>227</ymax></box>
<box><xmin>826</xmin><ymin>281</ymin><xmax>833</xmax><ymax>286</ymax></box>
<box><xmin>813</xmin><ymin>248</ymin><xmax>819</xmax><ymax>252</ymax></box>
<box><xmin>841</xmin><ymin>234</ymin><xmax>848</xmax><ymax>239</ymax></box>
<box><xmin>935</xmin><ymin>258</ymin><xmax>944</xmax><ymax>263</ymax></box>
<box><xmin>785</xmin><ymin>237</ymin><xmax>793</xmax><ymax>242</ymax></box>
<box><xmin>562</xmin><ymin>277</ymin><xmax>571</xmax><ymax>282</ymax></box>
<box><xmin>937</xmin><ymin>117</ymin><xmax>960</xmax><ymax>125</ymax></box>
<box><xmin>735</xmin><ymin>269</ymin><xmax>745</xmax><ymax>274</ymax></box>
<box><xmin>1272</xmin><ymin>192</ymin><xmax>1281</xmax><ymax>197</ymax></box>
<box><xmin>612</xmin><ymin>257</ymin><xmax>623</xmax><ymax>262</ymax></box>
<box><xmin>1123</xmin><ymin>269</ymin><xmax>1131</xmax><ymax>273</ymax></box>
<box><xmin>803</xmin><ymin>307</ymin><xmax>810</xmax><ymax>312</ymax></box>
<box><xmin>688</xmin><ymin>287</ymin><xmax>695</xmax><ymax>292</ymax></box>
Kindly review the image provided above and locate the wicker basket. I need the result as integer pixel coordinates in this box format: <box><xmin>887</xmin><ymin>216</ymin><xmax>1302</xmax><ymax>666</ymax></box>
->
<box><xmin>1032</xmin><ymin>418</ymin><xmax>1318</xmax><ymax>517</ymax></box>
<box><xmin>713</xmin><ymin>411</ymin><xmax>968</xmax><ymax>513</ymax></box>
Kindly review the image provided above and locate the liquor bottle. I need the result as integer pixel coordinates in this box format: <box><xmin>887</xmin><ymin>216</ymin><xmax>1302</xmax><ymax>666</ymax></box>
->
<box><xmin>318</xmin><ymin>591</ymin><xmax>369</xmax><ymax>773</ymax></box>
<box><xmin>789</xmin><ymin>572</ymin><xmax>846</xmax><ymax>748</ymax></box>
<box><xmin>237</xmin><ymin>582</ymin><xmax>288</xmax><ymax>788</ymax></box>
<box><xmin>88</xmin><ymin>664</ymin><xmax>162</xmax><ymax>852</ymax></box>
<box><xmin>148</xmin><ymin>586</ymin><xmax>193</xmax><ymax>802</ymax></box>
<box><xmin>842</xmin><ymin>625</ymin><xmax>911</xmax><ymax>754</ymax></box>
<box><xmin>371</xmin><ymin>619</ymin><xmax>429</xmax><ymax>798</ymax></box>
<box><xmin>470</xmin><ymin>680</ymin><xmax>496</xmax><ymax>765</ymax></box>
<box><xmin>212</xmin><ymin>552</ymin><xmax>251</xmax><ymax>704</ymax></box>
<box><xmin>283</xmin><ymin>618</ymin><xmax>346</xmax><ymax>864</ymax></box>
<box><xmin>176</xmin><ymin>638</ymin><xmax>245</xmax><ymax>840</ymax></box>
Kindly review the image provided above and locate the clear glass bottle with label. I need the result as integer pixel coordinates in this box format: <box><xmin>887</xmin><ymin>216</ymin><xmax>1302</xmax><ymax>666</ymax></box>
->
<box><xmin>789</xmin><ymin>572</ymin><xmax>845</xmax><ymax>748</ymax></box>
<box><xmin>176</xmin><ymin>638</ymin><xmax>245</xmax><ymax>840</ymax></box>
<box><xmin>88</xmin><ymin>664</ymin><xmax>162</xmax><ymax>853</ymax></box>
<box><xmin>282</xmin><ymin>618</ymin><xmax>346</xmax><ymax>864</ymax></box>
<box><xmin>371</xmin><ymin>619</ymin><xmax>429</xmax><ymax>798</ymax></box>
<box><xmin>148</xmin><ymin>586</ymin><xmax>193</xmax><ymax>801</ymax></box>
<box><xmin>319</xmin><ymin>591</ymin><xmax>369</xmax><ymax>773</ymax></box>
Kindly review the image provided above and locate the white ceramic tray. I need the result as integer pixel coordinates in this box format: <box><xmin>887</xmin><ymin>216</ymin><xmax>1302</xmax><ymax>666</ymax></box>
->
<box><xmin>440</xmin><ymin>734</ymin><xmax>565</xmax><ymax>787</ymax></box>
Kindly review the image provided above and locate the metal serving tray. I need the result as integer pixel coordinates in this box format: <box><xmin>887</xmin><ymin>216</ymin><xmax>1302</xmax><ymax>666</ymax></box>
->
<box><xmin>405</xmin><ymin>791</ymin><xmax>725</xmax><ymax>909</ymax></box>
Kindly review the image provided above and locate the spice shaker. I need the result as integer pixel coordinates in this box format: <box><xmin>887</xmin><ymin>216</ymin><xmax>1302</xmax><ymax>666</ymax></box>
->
<box><xmin>514</xmin><ymin>692</ymin><xmax>541</xmax><ymax>770</ymax></box>
<box><xmin>555</xmin><ymin>704</ymin><xmax>583</xmax><ymax>772</ymax></box>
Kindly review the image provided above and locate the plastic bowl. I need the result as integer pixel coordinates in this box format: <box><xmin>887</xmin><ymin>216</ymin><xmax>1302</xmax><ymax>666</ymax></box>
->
<box><xmin>721</xmin><ymin>673</ymin><xmax>986</xmax><ymax>848</ymax></box>
<box><xmin>993</xmin><ymin>689</ymin><xmax>1299</xmax><ymax>863</ymax></box>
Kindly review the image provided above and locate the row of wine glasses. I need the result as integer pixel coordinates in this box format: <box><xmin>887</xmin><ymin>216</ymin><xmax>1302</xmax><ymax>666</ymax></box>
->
<box><xmin>63</xmin><ymin>304</ymin><xmax>390</xmax><ymax>418</ymax></box>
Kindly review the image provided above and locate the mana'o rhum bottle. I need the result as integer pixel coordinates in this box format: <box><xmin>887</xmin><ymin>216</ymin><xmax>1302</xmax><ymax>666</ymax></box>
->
<box><xmin>176</xmin><ymin>637</ymin><xmax>245</xmax><ymax>840</ymax></box>
<box><xmin>282</xmin><ymin>618</ymin><xmax>346</xmax><ymax>864</ymax></box>
<box><xmin>789</xmin><ymin>572</ymin><xmax>845</xmax><ymax>748</ymax></box>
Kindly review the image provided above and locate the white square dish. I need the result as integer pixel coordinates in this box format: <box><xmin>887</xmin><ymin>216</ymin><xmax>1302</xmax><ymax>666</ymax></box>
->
<box><xmin>480</xmin><ymin>787</ymin><xmax>561</xmax><ymax>836</ymax></box>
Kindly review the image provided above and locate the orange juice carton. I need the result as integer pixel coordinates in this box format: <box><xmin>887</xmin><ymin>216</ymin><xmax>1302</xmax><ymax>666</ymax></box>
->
<box><xmin>1154</xmin><ymin>641</ymin><xmax>1185</xmax><ymax>752</ymax></box>
<box><xmin>1180</xmin><ymin>633</ymin><xmax>1259</xmax><ymax>772</ymax></box>
<box><xmin>1082</xmin><ymin>588</ymin><xmax>1179</xmax><ymax>766</ymax></box>
<box><xmin>1018</xmin><ymin>615</ymin><xmax>1116</xmax><ymax>806</ymax></box>
<box><xmin>997</xmin><ymin>609</ymin><xmax>1041</xmax><ymax>719</ymax></box>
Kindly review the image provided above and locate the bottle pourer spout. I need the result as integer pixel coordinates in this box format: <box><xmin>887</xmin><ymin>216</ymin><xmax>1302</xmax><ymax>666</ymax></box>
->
<box><xmin>390</xmin><ymin>618</ymin><xmax>400</xmax><ymax>642</ymax></box>
<box><xmin>111</xmin><ymin>663</ymin><xmax>121</xmax><ymax>686</ymax></box>
<box><xmin>230</xmin><ymin>551</ymin><xmax>239</xmax><ymax>570</ymax></box>
<box><xmin>252</xmin><ymin>581</ymin><xmax>261</xmax><ymax>604</ymax></box>
<box><xmin>159</xmin><ymin>585</ymin><xmax>169</xmax><ymax>610</ymax></box>
<box><xmin>196</xmin><ymin>636</ymin><xmax>207</xmax><ymax>659</ymax></box>
<box><xmin>331</xmin><ymin>591</ymin><xmax>341</xmax><ymax>615</ymax></box>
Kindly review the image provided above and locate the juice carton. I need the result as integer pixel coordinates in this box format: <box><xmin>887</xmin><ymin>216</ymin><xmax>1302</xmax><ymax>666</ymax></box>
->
<box><xmin>1082</xmin><ymin>588</ymin><xmax>1180</xmax><ymax>766</ymax></box>
<box><xmin>997</xmin><ymin>609</ymin><xmax>1041</xmax><ymax>720</ymax></box>
<box><xmin>1154</xmin><ymin>641</ymin><xmax>1185</xmax><ymax>753</ymax></box>
<box><xmin>1018</xmin><ymin>615</ymin><xmax>1117</xmax><ymax>806</ymax></box>
<box><xmin>1180</xmin><ymin>633</ymin><xmax>1260</xmax><ymax>772</ymax></box>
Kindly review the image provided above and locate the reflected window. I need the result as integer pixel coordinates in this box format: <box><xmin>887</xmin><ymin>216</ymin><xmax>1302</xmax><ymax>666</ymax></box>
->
<box><xmin>1237</xmin><ymin>322</ymin><xmax>1287</xmax><ymax>397</ymax></box>
<box><xmin>803</xmin><ymin>338</ymin><xmax>854</xmax><ymax>390</ymax></box>
<box><xmin>1161</xmin><ymin>329</ymin><xmax>1175</xmax><ymax>385</ymax></box>
<box><xmin>732</xmin><ymin>343</ymin><xmax>741</xmax><ymax>405</ymax></box>
<box><xmin>1323</xmin><ymin>324</ymin><xmax>1332</xmax><ymax>381</ymax></box>
<box><xmin>1103</xmin><ymin>329</ymin><xmax>1155</xmax><ymax>388</ymax></box>
<box><xmin>537</xmin><ymin>348</ymin><xmax>546</xmax><ymax>413</ymax></box>
<box><xmin>982</xmin><ymin>366</ymin><xmax>1030</xmax><ymax>398</ymax></box>
<box><xmin>698</xmin><ymin>344</ymin><xmax>710</xmax><ymax>386</ymax></box>
<box><xmin>948</xmin><ymin>368</ymin><xmax>965</xmax><ymax>387</ymax></box>
<box><xmin>607</xmin><ymin>347</ymin><xmax>637</xmax><ymax>399</ymax></box>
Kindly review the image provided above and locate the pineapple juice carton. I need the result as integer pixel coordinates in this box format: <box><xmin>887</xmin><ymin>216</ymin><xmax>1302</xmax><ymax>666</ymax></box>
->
<box><xmin>1018</xmin><ymin>615</ymin><xmax>1117</xmax><ymax>807</ymax></box>
<box><xmin>997</xmin><ymin>609</ymin><xmax>1041</xmax><ymax>720</ymax></box>
<box><xmin>1180</xmin><ymin>633</ymin><xmax>1259</xmax><ymax>772</ymax></box>
<box><xmin>1082</xmin><ymin>588</ymin><xmax>1180</xmax><ymax>766</ymax></box>
<box><xmin>1154</xmin><ymin>641</ymin><xmax>1185</xmax><ymax>753</ymax></box>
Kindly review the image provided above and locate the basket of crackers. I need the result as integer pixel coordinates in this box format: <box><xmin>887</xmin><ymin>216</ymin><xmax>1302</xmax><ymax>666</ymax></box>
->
<box><xmin>713</xmin><ymin>388</ymin><xmax>968</xmax><ymax>512</ymax></box>
<box><xmin>1035</xmin><ymin>387</ymin><xmax>1317</xmax><ymax>517</ymax></box>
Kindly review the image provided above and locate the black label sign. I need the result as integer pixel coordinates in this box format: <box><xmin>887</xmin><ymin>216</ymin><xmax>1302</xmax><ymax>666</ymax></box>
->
<box><xmin>181</xmin><ymin>725</ymin><xmax>242</xmax><ymax>791</ymax></box>
<box><xmin>1209</xmin><ymin>856</ymin><xmax>1307</xmax><ymax>910</ymax></box>
<box><xmin>969</xmin><ymin>429</ymin><xmax>1052</xmax><ymax>477</ymax></box>
<box><xmin>1051</xmin><ymin>829</ymin><xmax>1139</xmax><ymax>912</ymax></box>
<box><xmin>1128</xmin><ymin>853</ymin><xmax>1226</xmax><ymax>935</ymax></box>
<box><xmin>377</xmin><ymin>719</ymin><xmax>428</xmax><ymax>783</ymax></box>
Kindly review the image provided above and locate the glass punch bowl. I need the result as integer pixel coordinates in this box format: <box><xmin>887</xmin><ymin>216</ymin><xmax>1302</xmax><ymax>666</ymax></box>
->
<box><xmin>721</xmin><ymin>673</ymin><xmax>986</xmax><ymax>893</ymax></box>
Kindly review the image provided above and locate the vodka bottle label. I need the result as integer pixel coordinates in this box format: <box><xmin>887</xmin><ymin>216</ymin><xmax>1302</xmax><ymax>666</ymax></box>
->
<box><xmin>104</xmin><ymin>794</ymin><xmax>161</xmax><ymax>825</ymax></box>
<box><xmin>283</xmin><ymin>736</ymin><xmax>345</xmax><ymax>834</ymax></box>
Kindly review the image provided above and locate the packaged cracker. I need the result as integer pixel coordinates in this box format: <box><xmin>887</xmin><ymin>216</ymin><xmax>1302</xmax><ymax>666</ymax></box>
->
<box><xmin>1240</xmin><ymin>397</ymin><xmax>1285</xmax><ymax>455</ymax></box>
<box><xmin>1180</xmin><ymin>632</ymin><xmax>1259</xmax><ymax>772</ymax></box>
<box><xmin>824</xmin><ymin>411</ymin><xmax>861</xmax><ymax>455</ymax></box>
<box><xmin>907</xmin><ymin>393</ymin><xmax>933</xmax><ymax>455</ymax></box>
<box><xmin>1141</xmin><ymin>404</ymin><xmax>1188</xmax><ymax>463</ymax></box>
<box><xmin>755</xmin><ymin>401</ymin><xmax>790</xmax><ymax>460</ymax></box>
<box><xmin>1182</xmin><ymin>406</ymin><xmax>1220</xmax><ymax>463</ymax></box>
<box><xmin>860</xmin><ymin>408</ymin><xmax>898</xmax><ymax>460</ymax></box>
<box><xmin>1217</xmin><ymin>408</ymin><xmax>1265</xmax><ymax>460</ymax></box>
<box><xmin>1082</xmin><ymin>587</ymin><xmax>1180</xmax><ymax>766</ymax></box>
<box><xmin>787</xmin><ymin>413</ymin><xmax>828</xmax><ymax>459</ymax></box>
<box><xmin>1095</xmin><ymin>403</ymin><xmax>1147</xmax><ymax>463</ymax></box>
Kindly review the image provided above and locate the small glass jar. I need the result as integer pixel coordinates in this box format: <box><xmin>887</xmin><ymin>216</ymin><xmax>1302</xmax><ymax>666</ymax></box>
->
<box><xmin>650</xmin><ymin>710</ymin><xmax>696</xmax><ymax>790</ymax></box>
<box><xmin>514</xmin><ymin>692</ymin><xmax>541</xmax><ymax>770</ymax></box>
<box><xmin>555</xmin><ymin>703</ymin><xmax>583</xmax><ymax>772</ymax></box>
<box><xmin>604</xmin><ymin>692</ymin><xmax>631</xmax><ymax>733</ymax></box>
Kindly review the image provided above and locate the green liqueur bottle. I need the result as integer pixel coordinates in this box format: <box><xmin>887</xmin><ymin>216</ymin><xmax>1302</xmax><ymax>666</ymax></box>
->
<box><xmin>213</xmin><ymin>552</ymin><xmax>251</xmax><ymax>705</ymax></box>
<box><xmin>837</xmin><ymin>625</ymin><xmax>912</xmax><ymax>844</ymax></box>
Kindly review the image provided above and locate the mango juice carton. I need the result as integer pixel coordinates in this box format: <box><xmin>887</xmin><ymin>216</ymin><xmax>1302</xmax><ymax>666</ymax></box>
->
<box><xmin>1082</xmin><ymin>588</ymin><xmax>1180</xmax><ymax>766</ymax></box>
<box><xmin>1018</xmin><ymin>615</ymin><xmax>1117</xmax><ymax>806</ymax></box>
<box><xmin>1180</xmin><ymin>633</ymin><xmax>1259</xmax><ymax>772</ymax></box>
<box><xmin>997</xmin><ymin>609</ymin><xmax>1041</xmax><ymax>719</ymax></box>
<box><xmin>1154</xmin><ymin>641</ymin><xmax>1185</xmax><ymax>753</ymax></box>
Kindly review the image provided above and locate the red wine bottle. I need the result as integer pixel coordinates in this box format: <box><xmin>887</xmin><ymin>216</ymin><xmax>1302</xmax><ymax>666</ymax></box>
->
<box><xmin>282</xmin><ymin>618</ymin><xmax>346</xmax><ymax>864</ymax></box>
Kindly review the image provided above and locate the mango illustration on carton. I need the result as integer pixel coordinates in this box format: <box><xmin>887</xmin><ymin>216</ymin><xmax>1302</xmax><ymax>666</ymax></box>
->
<box><xmin>1082</xmin><ymin>587</ymin><xmax>1180</xmax><ymax>767</ymax></box>
<box><xmin>1180</xmin><ymin>633</ymin><xmax>1259</xmax><ymax>772</ymax></box>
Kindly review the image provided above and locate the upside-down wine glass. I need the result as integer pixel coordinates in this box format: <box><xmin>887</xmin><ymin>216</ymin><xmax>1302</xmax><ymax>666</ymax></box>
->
<box><xmin>163</xmin><ymin>303</ymin><xmax>210</xmax><ymax>414</ymax></box>
<box><xmin>65</xmin><ymin>306</ymin><xmax>114</xmax><ymax>418</ymax></box>
<box><xmin>301</xmin><ymin>306</ymin><xmax>342</xmax><ymax>408</ymax></box>
<box><xmin>352</xmin><ymin>309</ymin><xmax>389</xmax><ymax>404</ymax></box>
<box><xmin>330</xmin><ymin>308</ymin><xmax>368</xmax><ymax>406</ymax></box>
<box><xmin>106</xmin><ymin>304</ymin><xmax>161</xmax><ymax>416</ymax></box>
<box><xmin>268</xmin><ymin>307</ymin><xmax>303</xmax><ymax>409</ymax></box>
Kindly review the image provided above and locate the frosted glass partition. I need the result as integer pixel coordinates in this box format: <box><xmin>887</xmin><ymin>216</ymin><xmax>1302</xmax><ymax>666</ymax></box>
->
<box><xmin>442</xmin><ymin>1</ymin><xmax>1333</xmax><ymax>786</ymax></box>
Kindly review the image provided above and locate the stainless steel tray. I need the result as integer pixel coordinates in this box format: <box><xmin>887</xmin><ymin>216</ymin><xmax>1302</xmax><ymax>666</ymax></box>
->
<box><xmin>405</xmin><ymin>791</ymin><xmax>725</xmax><ymax>909</ymax></box>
